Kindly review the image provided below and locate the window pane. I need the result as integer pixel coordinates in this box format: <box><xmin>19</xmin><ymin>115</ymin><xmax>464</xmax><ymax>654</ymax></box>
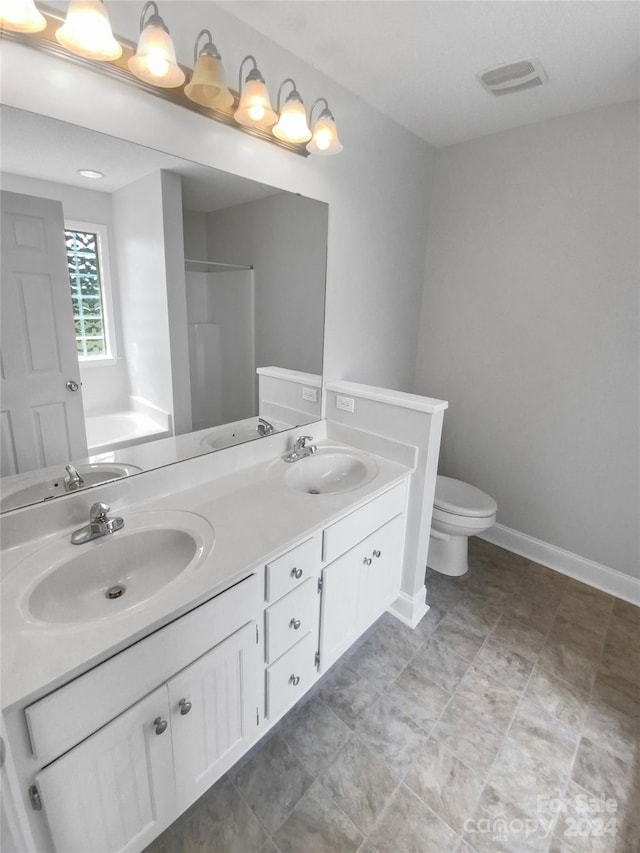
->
<box><xmin>65</xmin><ymin>229</ymin><xmax>107</xmax><ymax>358</ymax></box>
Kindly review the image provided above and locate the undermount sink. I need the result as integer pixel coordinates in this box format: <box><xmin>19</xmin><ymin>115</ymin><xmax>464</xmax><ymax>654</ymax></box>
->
<box><xmin>23</xmin><ymin>510</ymin><xmax>214</xmax><ymax>624</ymax></box>
<box><xmin>1</xmin><ymin>463</ymin><xmax>142</xmax><ymax>512</ymax></box>
<box><xmin>284</xmin><ymin>447</ymin><xmax>378</xmax><ymax>495</ymax></box>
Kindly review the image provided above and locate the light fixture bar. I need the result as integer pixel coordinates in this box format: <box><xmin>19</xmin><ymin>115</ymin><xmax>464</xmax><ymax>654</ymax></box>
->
<box><xmin>2</xmin><ymin>4</ymin><xmax>309</xmax><ymax>156</ymax></box>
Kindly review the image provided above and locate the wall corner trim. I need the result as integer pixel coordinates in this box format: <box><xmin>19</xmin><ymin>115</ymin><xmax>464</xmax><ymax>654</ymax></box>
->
<box><xmin>326</xmin><ymin>380</ymin><xmax>448</xmax><ymax>414</ymax></box>
<box><xmin>480</xmin><ymin>524</ymin><xmax>640</xmax><ymax>605</ymax></box>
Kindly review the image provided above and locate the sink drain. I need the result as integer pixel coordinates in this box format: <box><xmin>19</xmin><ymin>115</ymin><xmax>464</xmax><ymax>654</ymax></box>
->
<box><xmin>307</xmin><ymin>489</ymin><xmax>320</xmax><ymax>495</ymax></box>
<box><xmin>106</xmin><ymin>585</ymin><xmax>126</xmax><ymax>600</ymax></box>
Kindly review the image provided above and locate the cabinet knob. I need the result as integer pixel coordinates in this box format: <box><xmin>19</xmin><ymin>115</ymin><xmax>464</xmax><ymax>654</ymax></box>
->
<box><xmin>153</xmin><ymin>717</ymin><xmax>168</xmax><ymax>735</ymax></box>
<box><xmin>373</xmin><ymin>549</ymin><xmax>382</xmax><ymax>558</ymax></box>
<box><xmin>291</xmin><ymin>567</ymin><xmax>303</xmax><ymax>579</ymax></box>
<box><xmin>363</xmin><ymin>557</ymin><xmax>372</xmax><ymax>566</ymax></box>
<box><xmin>289</xmin><ymin>618</ymin><xmax>302</xmax><ymax>630</ymax></box>
<box><xmin>289</xmin><ymin>674</ymin><xmax>301</xmax><ymax>686</ymax></box>
<box><xmin>178</xmin><ymin>698</ymin><xmax>192</xmax><ymax>716</ymax></box>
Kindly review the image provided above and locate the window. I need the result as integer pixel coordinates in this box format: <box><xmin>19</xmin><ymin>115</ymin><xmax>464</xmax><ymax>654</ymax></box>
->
<box><xmin>64</xmin><ymin>221</ymin><xmax>115</xmax><ymax>360</ymax></box>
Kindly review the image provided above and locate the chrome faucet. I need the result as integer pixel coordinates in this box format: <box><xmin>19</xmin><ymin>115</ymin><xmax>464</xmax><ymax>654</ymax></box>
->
<box><xmin>64</xmin><ymin>464</ymin><xmax>85</xmax><ymax>492</ymax></box>
<box><xmin>257</xmin><ymin>418</ymin><xmax>275</xmax><ymax>437</ymax></box>
<box><xmin>283</xmin><ymin>435</ymin><xmax>317</xmax><ymax>463</ymax></box>
<box><xmin>71</xmin><ymin>502</ymin><xmax>124</xmax><ymax>545</ymax></box>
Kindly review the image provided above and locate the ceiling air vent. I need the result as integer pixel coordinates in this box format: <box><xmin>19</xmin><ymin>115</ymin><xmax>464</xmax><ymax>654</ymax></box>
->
<box><xmin>477</xmin><ymin>59</ymin><xmax>547</xmax><ymax>96</ymax></box>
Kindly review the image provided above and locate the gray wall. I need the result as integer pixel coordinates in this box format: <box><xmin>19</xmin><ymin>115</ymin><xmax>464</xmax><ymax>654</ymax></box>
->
<box><xmin>206</xmin><ymin>193</ymin><xmax>327</xmax><ymax>377</ymax></box>
<box><xmin>415</xmin><ymin>101</ymin><xmax>639</xmax><ymax>576</ymax></box>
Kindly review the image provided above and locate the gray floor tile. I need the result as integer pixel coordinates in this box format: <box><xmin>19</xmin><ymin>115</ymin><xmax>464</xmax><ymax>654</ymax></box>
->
<box><xmin>369</xmin><ymin>784</ymin><xmax>459</xmax><ymax>853</ymax></box>
<box><xmin>404</xmin><ymin>737</ymin><xmax>484</xmax><ymax>834</ymax></box>
<box><xmin>591</xmin><ymin>666</ymin><xmax>640</xmax><ymax>718</ymax></box>
<box><xmin>356</xmin><ymin>694</ymin><xmax>428</xmax><ymax>777</ymax></box>
<box><xmin>344</xmin><ymin>632</ymin><xmax>406</xmax><ymax>691</ymax></box>
<box><xmin>612</xmin><ymin>598</ymin><xmax>640</xmax><ymax>625</ymax></box>
<box><xmin>571</xmin><ymin>737</ymin><xmax>638</xmax><ymax>810</ymax></box>
<box><xmin>490</xmin><ymin>613</ymin><xmax>547</xmax><ymax>661</ymax></box>
<box><xmin>465</xmin><ymin>560</ymin><xmax>524</xmax><ymax>598</ymax></box>
<box><xmin>463</xmin><ymin>784</ymin><xmax>553</xmax><ymax>852</ymax></box>
<box><xmin>229</xmin><ymin>733</ymin><xmax>314</xmax><ymax>835</ymax></box>
<box><xmin>488</xmin><ymin>736</ymin><xmax>568</xmax><ymax>821</ymax></box>
<box><xmin>538</xmin><ymin>640</ymin><xmax>598</xmax><ymax>693</ymax></box>
<box><xmin>523</xmin><ymin>666</ymin><xmax>589</xmax><ymax>730</ymax></box>
<box><xmin>272</xmin><ymin>780</ymin><xmax>363</xmax><ymax>853</ymax></box>
<box><xmin>582</xmin><ymin>697</ymin><xmax>638</xmax><ymax>762</ymax></box>
<box><xmin>317</xmin><ymin>659</ymin><xmax>380</xmax><ymax>729</ymax></box>
<box><xmin>384</xmin><ymin>664</ymin><xmax>452</xmax><ymax>732</ymax></box>
<box><xmin>446</xmin><ymin>594</ymin><xmax>503</xmax><ymax>636</ymax></box>
<box><xmin>454</xmin><ymin>665</ymin><xmax>521</xmax><ymax>732</ymax></box>
<box><xmin>320</xmin><ymin>735</ymin><xmax>399</xmax><ymax>834</ymax></box>
<box><xmin>518</xmin><ymin>564</ymin><xmax>569</xmax><ymax>599</ymax></box>
<box><xmin>276</xmin><ymin>694</ymin><xmax>351</xmax><ymax>775</ymax></box>
<box><xmin>368</xmin><ymin>611</ymin><xmax>427</xmax><ymax>661</ymax></box>
<box><xmin>432</xmin><ymin>696</ymin><xmax>505</xmax><ymax>775</ymax></box>
<box><xmin>471</xmin><ymin>639</ymin><xmax>534</xmax><ymax>691</ymax></box>
<box><xmin>547</xmin><ymin>616</ymin><xmax>606</xmax><ymax>662</ymax></box>
<box><xmin>556</xmin><ymin>583</ymin><xmax>614</xmax><ymax>634</ymax></box>
<box><xmin>411</xmin><ymin>631</ymin><xmax>476</xmax><ymax>692</ymax></box>
<box><xmin>553</xmin><ymin>780</ymin><xmax>637</xmax><ymax>853</ymax></box>
<box><xmin>509</xmin><ymin>694</ymin><xmax>581</xmax><ymax>776</ymax></box>
<box><xmin>415</xmin><ymin>601</ymin><xmax>446</xmax><ymax>637</ymax></box>
<box><xmin>509</xmin><ymin>591</ymin><xmax>560</xmax><ymax>633</ymax></box>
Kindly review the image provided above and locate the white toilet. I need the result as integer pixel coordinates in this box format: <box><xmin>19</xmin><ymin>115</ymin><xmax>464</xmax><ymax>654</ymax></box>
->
<box><xmin>428</xmin><ymin>475</ymin><xmax>497</xmax><ymax>576</ymax></box>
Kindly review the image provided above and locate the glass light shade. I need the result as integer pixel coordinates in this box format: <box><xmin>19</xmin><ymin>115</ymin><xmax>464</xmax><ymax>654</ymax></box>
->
<box><xmin>128</xmin><ymin>22</ymin><xmax>185</xmax><ymax>87</ymax></box>
<box><xmin>307</xmin><ymin>113</ymin><xmax>343</xmax><ymax>155</ymax></box>
<box><xmin>0</xmin><ymin>0</ymin><xmax>46</xmax><ymax>33</ymax></box>
<box><xmin>55</xmin><ymin>1</ymin><xmax>121</xmax><ymax>61</ymax></box>
<box><xmin>184</xmin><ymin>54</ymin><xmax>234</xmax><ymax>110</ymax></box>
<box><xmin>234</xmin><ymin>77</ymin><xmax>277</xmax><ymax>129</ymax></box>
<box><xmin>273</xmin><ymin>97</ymin><xmax>311</xmax><ymax>143</ymax></box>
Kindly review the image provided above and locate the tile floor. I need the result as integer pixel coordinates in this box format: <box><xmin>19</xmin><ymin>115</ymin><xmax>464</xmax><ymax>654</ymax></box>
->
<box><xmin>145</xmin><ymin>539</ymin><xmax>639</xmax><ymax>853</ymax></box>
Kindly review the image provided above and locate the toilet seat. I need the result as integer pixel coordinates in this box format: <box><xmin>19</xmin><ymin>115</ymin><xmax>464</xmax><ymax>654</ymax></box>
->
<box><xmin>434</xmin><ymin>476</ymin><xmax>497</xmax><ymax>519</ymax></box>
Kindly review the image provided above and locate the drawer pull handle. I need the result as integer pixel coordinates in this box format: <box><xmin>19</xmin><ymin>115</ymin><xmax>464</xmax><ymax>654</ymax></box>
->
<box><xmin>289</xmin><ymin>675</ymin><xmax>301</xmax><ymax>686</ymax></box>
<box><xmin>178</xmin><ymin>698</ymin><xmax>192</xmax><ymax>716</ymax></box>
<box><xmin>291</xmin><ymin>568</ymin><xmax>303</xmax><ymax>579</ymax></box>
<box><xmin>373</xmin><ymin>549</ymin><xmax>382</xmax><ymax>558</ymax></box>
<box><xmin>363</xmin><ymin>557</ymin><xmax>372</xmax><ymax>566</ymax></box>
<box><xmin>289</xmin><ymin>618</ymin><xmax>302</xmax><ymax>630</ymax></box>
<box><xmin>153</xmin><ymin>717</ymin><xmax>168</xmax><ymax>735</ymax></box>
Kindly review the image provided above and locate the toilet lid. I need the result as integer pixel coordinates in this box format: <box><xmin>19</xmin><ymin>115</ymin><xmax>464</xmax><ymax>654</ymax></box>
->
<box><xmin>434</xmin><ymin>475</ymin><xmax>497</xmax><ymax>518</ymax></box>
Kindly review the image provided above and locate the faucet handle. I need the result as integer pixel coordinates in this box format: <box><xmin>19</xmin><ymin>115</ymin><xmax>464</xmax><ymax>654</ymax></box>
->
<box><xmin>90</xmin><ymin>502</ymin><xmax>110</xmax><ymax>522</ymax></box>
<box><xmin>294</xmin><ymin>435</ymin><xmax>313</xmax><ymax>449</ymax></box>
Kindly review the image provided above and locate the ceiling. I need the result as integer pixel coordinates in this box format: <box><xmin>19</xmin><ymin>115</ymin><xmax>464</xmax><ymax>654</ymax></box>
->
<box><xmin>0</xmin><ymin>106</ymin><xmax>281</xmax><ymax>212</ymax></box>
<box><xmin>219</xmin><ymin>0</ymin><xmax>640</xmax><ymax>148</ymax></box>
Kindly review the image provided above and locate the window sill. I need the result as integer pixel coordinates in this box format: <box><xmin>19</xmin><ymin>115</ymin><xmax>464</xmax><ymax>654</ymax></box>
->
<box><xmin>79</xmin><ymin>357</ymin><xmax>119</xmax><ymax>369</ymax></box>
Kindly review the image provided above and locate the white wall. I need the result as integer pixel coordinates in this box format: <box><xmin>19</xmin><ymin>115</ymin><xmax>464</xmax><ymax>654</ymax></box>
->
<box><xmin>206</xmin><ymin>193</ymin><xmax>327</xmax><ymax>376</ymax></box>
<box><xmin>415</xmin><ymin>101</ymin><xmax>639</xmax><ymax>577</ymax></box>
<box><xmin>0</xmin><ymin>173</ymin><xmax>129</xmax><ymax>416</ymax></box>
<box><xmin>0</xmin><ymin>0</ymin><xmax>434</xmax><ymax>398</ymax></box>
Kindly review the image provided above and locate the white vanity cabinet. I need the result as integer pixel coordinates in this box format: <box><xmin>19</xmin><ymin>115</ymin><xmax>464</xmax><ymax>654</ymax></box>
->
<box><xmin>319</xmin><ymin>482</ymin><xmax>408</xmax><ymax>672</ymax></box>
<box><xmin>23</xmin><ymin>577</ymin><xmax>260</xmax><ymax>853</ymax></box>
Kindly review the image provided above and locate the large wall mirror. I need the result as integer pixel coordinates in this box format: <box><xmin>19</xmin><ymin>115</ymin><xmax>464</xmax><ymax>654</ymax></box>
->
<box><xmin>0</xmin><ymin>106</ymin><xmax>327</xmax><ymax>513</ymax></box>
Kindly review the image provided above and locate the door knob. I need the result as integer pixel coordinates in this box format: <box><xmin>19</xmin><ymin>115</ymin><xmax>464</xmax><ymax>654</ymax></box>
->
<box><xmin>65</xmin><ymin>380</ymin><xmax>79</xmax><ymax>392</ymax></box>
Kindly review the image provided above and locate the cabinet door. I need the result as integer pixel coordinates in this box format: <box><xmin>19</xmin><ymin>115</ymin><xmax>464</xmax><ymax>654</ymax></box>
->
<box><xmin>318</xmin><ymin>548</ymin><xmax>361</xmax><ymax>672</ymax></box>
<box><xmin>357</xmin><ymin>514</ymin><xmax>405</xmax><ymax>630</ymax></box>
<box><xmin>168</xmin><ymin>621</ymin><xmax>258</xmax><ymax>812</ymax></box>
<box><xmin>36</xmin><ymin>687</ymin><xmax>174</xmax><ymax>853</ymax></box>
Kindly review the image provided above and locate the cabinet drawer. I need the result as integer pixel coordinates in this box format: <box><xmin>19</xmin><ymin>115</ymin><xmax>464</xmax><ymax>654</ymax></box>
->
<box><xmin>322</xmin><ymin>480</ymin><xmax>408</xmax><ymax>563</ymax></box>
<box><xmin>266</xmin><ymin>633</ymin><xmax>316</xmax><ymax>720</ymax></box>
<box><xmin>266</xmin><ymin>537</ymin><xmax>317</xmax><ymax>603</ymax></box>
<box><xmin>25</xmin><ymin>574</ymin><xmax>258</xmax><ymax>766</ymax></box>
<box><xmin>265</xmin><ymin>578</ymin><xmax>315</xmax><ymax>664</ymax></box>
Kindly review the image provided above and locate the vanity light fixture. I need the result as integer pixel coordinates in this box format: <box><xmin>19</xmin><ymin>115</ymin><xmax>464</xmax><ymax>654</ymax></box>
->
<box><xmin>0</xmin><ymin>0</ymin><xmax>46</xmax><ymax>32</ymax></box>
<box><xmin>273</xmin><ymin>78</ymin><xmax>312</xmax><ymax>143</ymax></box>
<box><xmin>234</xmin><ymin>55</ymin><xmax>277</xmax><ymax>130</ymax></box>
<box><xmin>128</xmin><ymin>0</ymin><xmax>184</xmax><ymax>87</ymax></box>
<box><xmin>55</xmin><ymin>0</ymin><xmax>121</xmax><ymax>62</ymax></box>
<box><xmin>307</xmin><ymin>98</ymin><xmax>343</xmax><ymax>155</ymax></box>
<box><xmin>184</xmin><ymin>28</ymin><xmax>234</xmax><ymax>110</ymax></box>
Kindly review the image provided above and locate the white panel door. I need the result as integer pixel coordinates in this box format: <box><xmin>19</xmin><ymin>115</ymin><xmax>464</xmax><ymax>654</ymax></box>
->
<box><xmin>168</xmin><ymin>621</ymin><xmax>258</xmax><ymax>811</ymax></box>
<box><xmin>357</xmin><ymin>515</ymin><xmax>405</xmax><ymax>629</ymax></box>
<box><xmin>1</xmin><ymin>190</ymin><xmax>87</xmax><ymax>475</ymax></box>
<box><xmin>36</xmin><ymin>687</ymin><xmax>175</xmax><ymax>853</ymax></box>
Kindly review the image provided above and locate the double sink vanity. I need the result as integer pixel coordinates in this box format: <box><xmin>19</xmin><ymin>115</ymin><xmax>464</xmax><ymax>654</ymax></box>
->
<box><xmin>1</xmin><ymin>424</ymin><xmax>417</xmax><ymax>853</ymax></box>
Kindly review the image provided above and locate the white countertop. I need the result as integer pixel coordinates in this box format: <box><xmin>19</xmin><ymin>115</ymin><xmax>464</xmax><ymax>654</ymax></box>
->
<box><xmin>1</xmin><ymin>440</ymin><xmax>411</xmax><ymax>710</ymax></box>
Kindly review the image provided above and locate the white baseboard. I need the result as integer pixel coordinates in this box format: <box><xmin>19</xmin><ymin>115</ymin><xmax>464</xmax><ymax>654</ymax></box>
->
<box><xmin>389</xmin><ymin>588</ymin><xmax>429</xmax><ymax>629</ymax></box>
<box><xmin>480</xmin><ymin>524</ymin><xmax>640</xmax><ymax>605</ymax></box>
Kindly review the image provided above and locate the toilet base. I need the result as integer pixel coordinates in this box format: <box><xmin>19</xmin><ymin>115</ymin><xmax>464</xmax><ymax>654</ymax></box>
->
<box><xmin>427</xmin><ymin>532</ymin><xmax>469</xmax><ymax>577</ymax></box>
